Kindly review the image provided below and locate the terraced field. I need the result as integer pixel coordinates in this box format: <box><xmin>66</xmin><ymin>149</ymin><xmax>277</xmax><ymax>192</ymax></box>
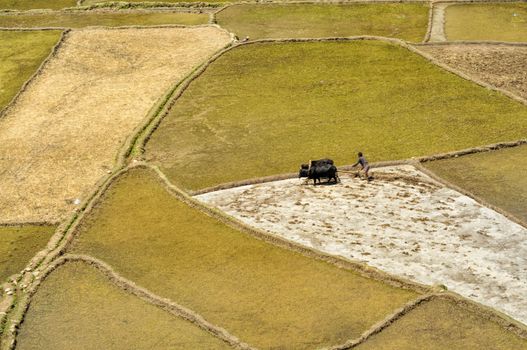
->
<box><xmin>445</xmin><ymin>2</ymin><xmax>527</xmax><ymax>42</ymax></box>
<box><xmin>0</xmin><ymin>225</ymin><xmax>55</xmax><ymax>283</ymax></box>
<box><xmin>0</xmin><ymin>26</ymin><xmax>230</xmax><ymax>223</ymax></box>
<box><xmin>216</xmin><ymin>3</ymin><xmax>429</xmax><ymax>41</ymax></box>
<box><xmin>424</xmin><ymin>145</ymin><xmax>527</xmax><ymax>224</ymax></box>
<box><xmin>0</xmin><ymin>0</ymin><xmax>76</xmax><ymax>10</ymax></box>
<box><xmin>1</xmin><ymin>1</ymin><xmax>527</xmax><ymax>349</ymax></box>
<box><xmin>355</xmin><ymin>298</ymin><xmax>527</xmax><ymax>350</ymax></box>
<box><xmin>145</xmin><ymin>40</ymin><xmax>527</xmax><ymax>191</ymax></box>
<box><xmin>69</xmin><ymin>167</ymin><xmax>419</xmax><ymax>349</ymax></box>
<box><xmin>420</xmin><ymin>44</ymin><xmax>527</xmax><ymax>99</ymax></box>
<box><xmin>0</xmin><ymin>10</ymin><xmax>208</xmax><ymax>27</ymax></box>
<box><xmin>0</xmin><ymin>30</ymin><xmax>61</xmax><ymax>111</ymax></box>
<box><xmin>17</xmin><ymin>262</ymin><xmax>232</xmax><ymax>350</ymax></box>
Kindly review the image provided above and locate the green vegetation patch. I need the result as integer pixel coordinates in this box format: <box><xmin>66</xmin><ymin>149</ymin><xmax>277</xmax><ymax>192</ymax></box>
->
<box><xmin>355</xmin><ymin>298</ymin><xmax>527</xmax><ymax>349</ymax></box>
<box><xmin>0</xmin><ymin>225</ymin><xmax>55</xmax><ymax>283</ymax></box>
<box><xmin>0</xmin><ymin>30</ymin><xmax>61</xmax><ymax>111</ymax></box>
<box><xmin>0</xmin><ymin>10</ymin><xmax>208</xmax><ymax>27</ymax></box>
<box><xmin>216</xmin><ymin>3</ymin><xmax>429</xmax><ymax>41</ymax></box>
<box><xmin>16</xmin><ymin>261</ymin><xmax>231</xmax><ymax>349</ymax></box>
<box><xmin>424</xmin><ymin>145</ymin><xmax>527</xmax><ymax>224</ymax></box>
<box><xmin>71</xmin><ymin>167</ymin><xmax>418</xmax><ymax>349</ymax></box>
<box><xmin>145</xmin><ymin>41</ymin><xmax>527</xmax><ymax>191</ymax></box>
<box><xmin>445</xmin><ymin>3</ymin><xmax>527</xmax><ymax>42</ymax></box>
<box><xmin>0</xmin><ymin>0</ymin><xmax>76</xmax><ymax>10</ymax></box>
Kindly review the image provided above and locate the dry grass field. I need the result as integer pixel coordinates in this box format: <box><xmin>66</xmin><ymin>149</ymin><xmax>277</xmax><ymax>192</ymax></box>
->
<box><xmin>0</xmin><ymin>30</ymin><xmax>61</xmax><ymax>111</ymax></box>
<box><xmin>419</xmin><ymin>44</ymin><xmax>527</xmax><ymax>100</ymax></box>
<box><xmin>216</xmin><ymin>3</ymin><xmax>429</xmax><ymax>41</ymax></box>
<box><xmin>445</xmin><ymin>3</ymin><xmax>527</xmax><ymax>42</ymax></box>
<box><xmin>0</xmin><ymin>27</ymin><xmax>231</xmax><ymax>223</ymax></box>
<box><xmin>145</xmin><ymin>40</ymin><xmax>527</xmax><ymax>192</ymax></box>
<box><xmin>0</xmin><ymin>10</ymin><xmax>208</xmax><ymax>28</ymax></box>
<box><xmin>70</xmin><ymin>167</ymin><xmax>419</xmax><ymax>349</ymax></box>
<box><xmin>16</xmin><ymin>262</ymin><xmax>232</xmax><ymax>350</ymax></box>
<box><xmin>0</xmin><ymin>225</ymin><xmax>55</xmax><ymax>283</ymax></box>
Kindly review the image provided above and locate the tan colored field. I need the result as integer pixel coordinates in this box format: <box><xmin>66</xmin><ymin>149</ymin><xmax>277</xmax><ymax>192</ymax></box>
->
<box><xmin>16</xmin><ymin>262</ymin><xmax>232</xmax><ymax>349</ymax></box>
<box><xmin>0</xmin><ymin>27</ymin><xmax>231</xmax><ymax>224</ymax></box>
<box><xmin>355</xmin><ymin>298</ymin><xmax>527</xmax><ymax>349</ymax></box>
<box><xmin>70</xmin><ymin>167</ymin><xmax>419</xmax><ymax>349</ymax></box>
<box><xmin>420</xmin><ymin>44</ymin><xmax>527</xmax><ymax>100</ymax></box>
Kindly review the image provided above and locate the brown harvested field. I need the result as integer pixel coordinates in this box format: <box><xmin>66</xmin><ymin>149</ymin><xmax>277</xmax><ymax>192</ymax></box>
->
<box><xmin>419</xmin><ymin>44</ymin><xmax>527</xmax><ymax>100</ymax></box>
<box><xmin>16</xmin><ymin>262</ymin><xmax>232</xmax><ymax>349</ymax></box>
<box><xmin>0</xmin><ymin>27</ymin><xmax>231</xmax><ymax>223</ymax></box>
<box><xmin>355</xmin><ymin>298</ymin><xmax>527</xmax><ymax>349</ymax></box>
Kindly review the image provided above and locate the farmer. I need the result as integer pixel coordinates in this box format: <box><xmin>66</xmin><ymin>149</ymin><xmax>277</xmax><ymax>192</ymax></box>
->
<box><xmin>352</xmin><ymin>152</ymin><xmax>371</xmax><ymax>180</ymax></box>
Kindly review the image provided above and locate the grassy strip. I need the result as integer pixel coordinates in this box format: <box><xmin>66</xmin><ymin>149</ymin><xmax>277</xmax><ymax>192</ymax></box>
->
<box><xmin>354</xmin><ymin>297</ymin><xmax>527</xmax><ymax>349</ymax></box>
<box><xmin>0</xmin><ymin>0</ymin><xmax>76</xmax><ymax>10</ymax></box>
<box><xmin>82</xmin><ymin>0</ymin><xmax>224</xmax><ymax>5</ymax></box>
<box><xmin>70</xmin><ymin>167</ymin><xmax>419</xmax><ymax>349</ymax></box>
<box><xmin>15</xmin><ymin>261</ymin><xmax>232</xmax><ymax>349</ymax></box>
<box><xmin>0</xmin><ymin>225</ymin><xmax>55</xmax><ymax>284</ymax></box>
<box><xmin>423</xmin><ymin>144</ymin><xmax>527</xmax><ymax>225</ymax></box>
<box><xmin>445</xmin><ymin>3</ymin><xmax>527</xmax><ymax>42</ymax></box>
<box><xmin>216</xmin><ymin>3</ymin><xmax>429</xmax><ymax>41</ymax></box>
<box><xmin>0</xmin><ymin>10</ymin><xmax>208</xmax><ymax>27</ymax></box>
<box><xmin>144</xmin><ymin>40</ymin><xmax>527</xmax><ymax>191</ymax></box>
<box><xmin>0</xmin><ymin>30</ymin><xmax>62</xmax><ymax>112</ymax></box>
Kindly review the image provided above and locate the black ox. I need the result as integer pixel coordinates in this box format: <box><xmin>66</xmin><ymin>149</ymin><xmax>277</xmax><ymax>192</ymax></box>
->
<box><xmin>299</xmin><ymin>159</ymin><xmax>339</xmax><ymax>185</ymax></box>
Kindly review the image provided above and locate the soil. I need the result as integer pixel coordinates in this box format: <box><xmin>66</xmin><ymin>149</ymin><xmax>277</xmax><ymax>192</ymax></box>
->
<box><xmin>420</xmin><ymin>44</ymin><xmax>527</xmax><ymax>100</ymax></box>
<box><xmin>0</xmin><ymin>27</ymin><xmax>231</xmax><ymax>223</ymax></box>
<box><xmin>197</xmin><ymin>165</ymin><xmax>527</xmax><ymax>325</ymax></box>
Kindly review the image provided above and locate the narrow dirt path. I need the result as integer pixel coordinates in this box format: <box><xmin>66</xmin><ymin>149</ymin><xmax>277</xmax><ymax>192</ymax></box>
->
<box><xmin>429</xmin><ymin>3</ymin><xmax>448</xmax><ymax>42</ymax></box>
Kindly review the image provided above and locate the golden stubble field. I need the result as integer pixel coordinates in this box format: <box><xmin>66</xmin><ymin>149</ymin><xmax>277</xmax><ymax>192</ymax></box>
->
<box><xmin>0</xmin><ymin>26</ymin><xmax>231</xmax><ymax>224</ymax></box>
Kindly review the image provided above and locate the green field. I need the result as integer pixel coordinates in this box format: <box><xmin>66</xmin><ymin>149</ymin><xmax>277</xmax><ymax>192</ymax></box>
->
<box><xmin>445</xmin><ymin>3</ymin><xmax>527</xmax><ymax>42</ymax></box>
<box><xmin>0</xmin><ymin>225</ymin><xmax>55</xmax><ymax>283</ymax></box>
<box><xmin>145</xmin><ymin>40</ymin><xmax>527</xmax><ymax>191</ymax></box>
<box><xmin>0</xmin><ymin>30</ymin><xmax>61</xmax><ymax>111</ymax></box>
<box><xmin>356</xmin><ymin>298</ymin><xmax>527</xmax><ymax>349</ymax></box>
<box><xmin>70</xmin><ymin>167</ymin><xmax>419</xmax><ymax>349</ymax></box>
<box><xmin>0</xmin><ymin>10</ymin><xmax>208</xmax><ymax>27</ymax></box>
<box><xmin>0</xmin><ymin>0</ymin><xmax>76</xmax><ymax>10</ymax></box>
<box><xmin>217</xmin><ymin>3</ymin><xmax>429</xmax><ymax>41</ymax></box>
<box><xmin>424</xmin><ymin>145</ymin><xmax>527</xmax><ymax>224</ymax></box>
<box><xmin>82</xmin><ymin>0</ymin><xmax>224</xmax><ymax>4</ymax></box>
<box><xmin>16</xmin><ymin>262</ymin><xmax>231</xmax><ymax>349</ymax></box>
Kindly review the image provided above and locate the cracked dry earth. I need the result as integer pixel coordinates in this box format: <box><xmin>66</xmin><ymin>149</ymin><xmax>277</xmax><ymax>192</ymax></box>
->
<box><xmin>197</xmin><ymin>165</ymin><xmax>527</xmax><ymax>325</ymax></box>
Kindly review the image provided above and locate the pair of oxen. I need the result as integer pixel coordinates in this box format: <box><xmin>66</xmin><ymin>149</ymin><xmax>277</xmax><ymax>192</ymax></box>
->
<box><xmin>298</xmin><ymin>159</ymin><xmax>339</xmax><ymax>185</ymax></box>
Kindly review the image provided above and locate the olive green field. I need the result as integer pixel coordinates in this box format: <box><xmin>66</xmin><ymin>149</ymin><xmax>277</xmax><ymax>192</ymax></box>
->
<box><xmin>0</xmin><ymin>10</ymin><xmax>208</xmax><ymax>28</ymax></box>
<box><xmin>0</xmin><ymin>225</ymin><xmax>55</xmax><ymax>283</ymax></box>
<box><xmin>445</xmin><ymin>2</ymin><xmax>527</xmax><ymax>42</ymax></box>
<box><xmin>216</xmin><ymin>3</ymin><xmax>429</xmax><ymax>41</ymax></box>
<box><xmin>0</xmin><ymin>0</ymin><xmax>76</xmax><ymax>10</ymax></box>
<box><xmin>82</xmin><ymin>0</ymin><xmax>225</xmax><ymax>4</ymax></box>
<box><xmin>16</xmin><ymin>262</ymin><xmax>232</xmax><ymax>350</ymax></box>
<box><xmin>356</xmin><ymin>298</ymin><xmax>527</xmax><ymax>349</ymax></box>
<box><xmin>70</xmin><ymin>167</ymin><xmax>419</xmax><ymax>349</ymax></box>
<box><xmin>424</xmin><ymin>145</ymin><xmax>527</xmax><ymax>224</ymax></box>
<box><xmin>145</xmin><ymin>40</ymin><xmax>527</xmax><ymax>191</ymax></box>
<box><xmin>0</xmin><ymin>30</ymin><xmax>61</xmax><ymax>111</ymax></box>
